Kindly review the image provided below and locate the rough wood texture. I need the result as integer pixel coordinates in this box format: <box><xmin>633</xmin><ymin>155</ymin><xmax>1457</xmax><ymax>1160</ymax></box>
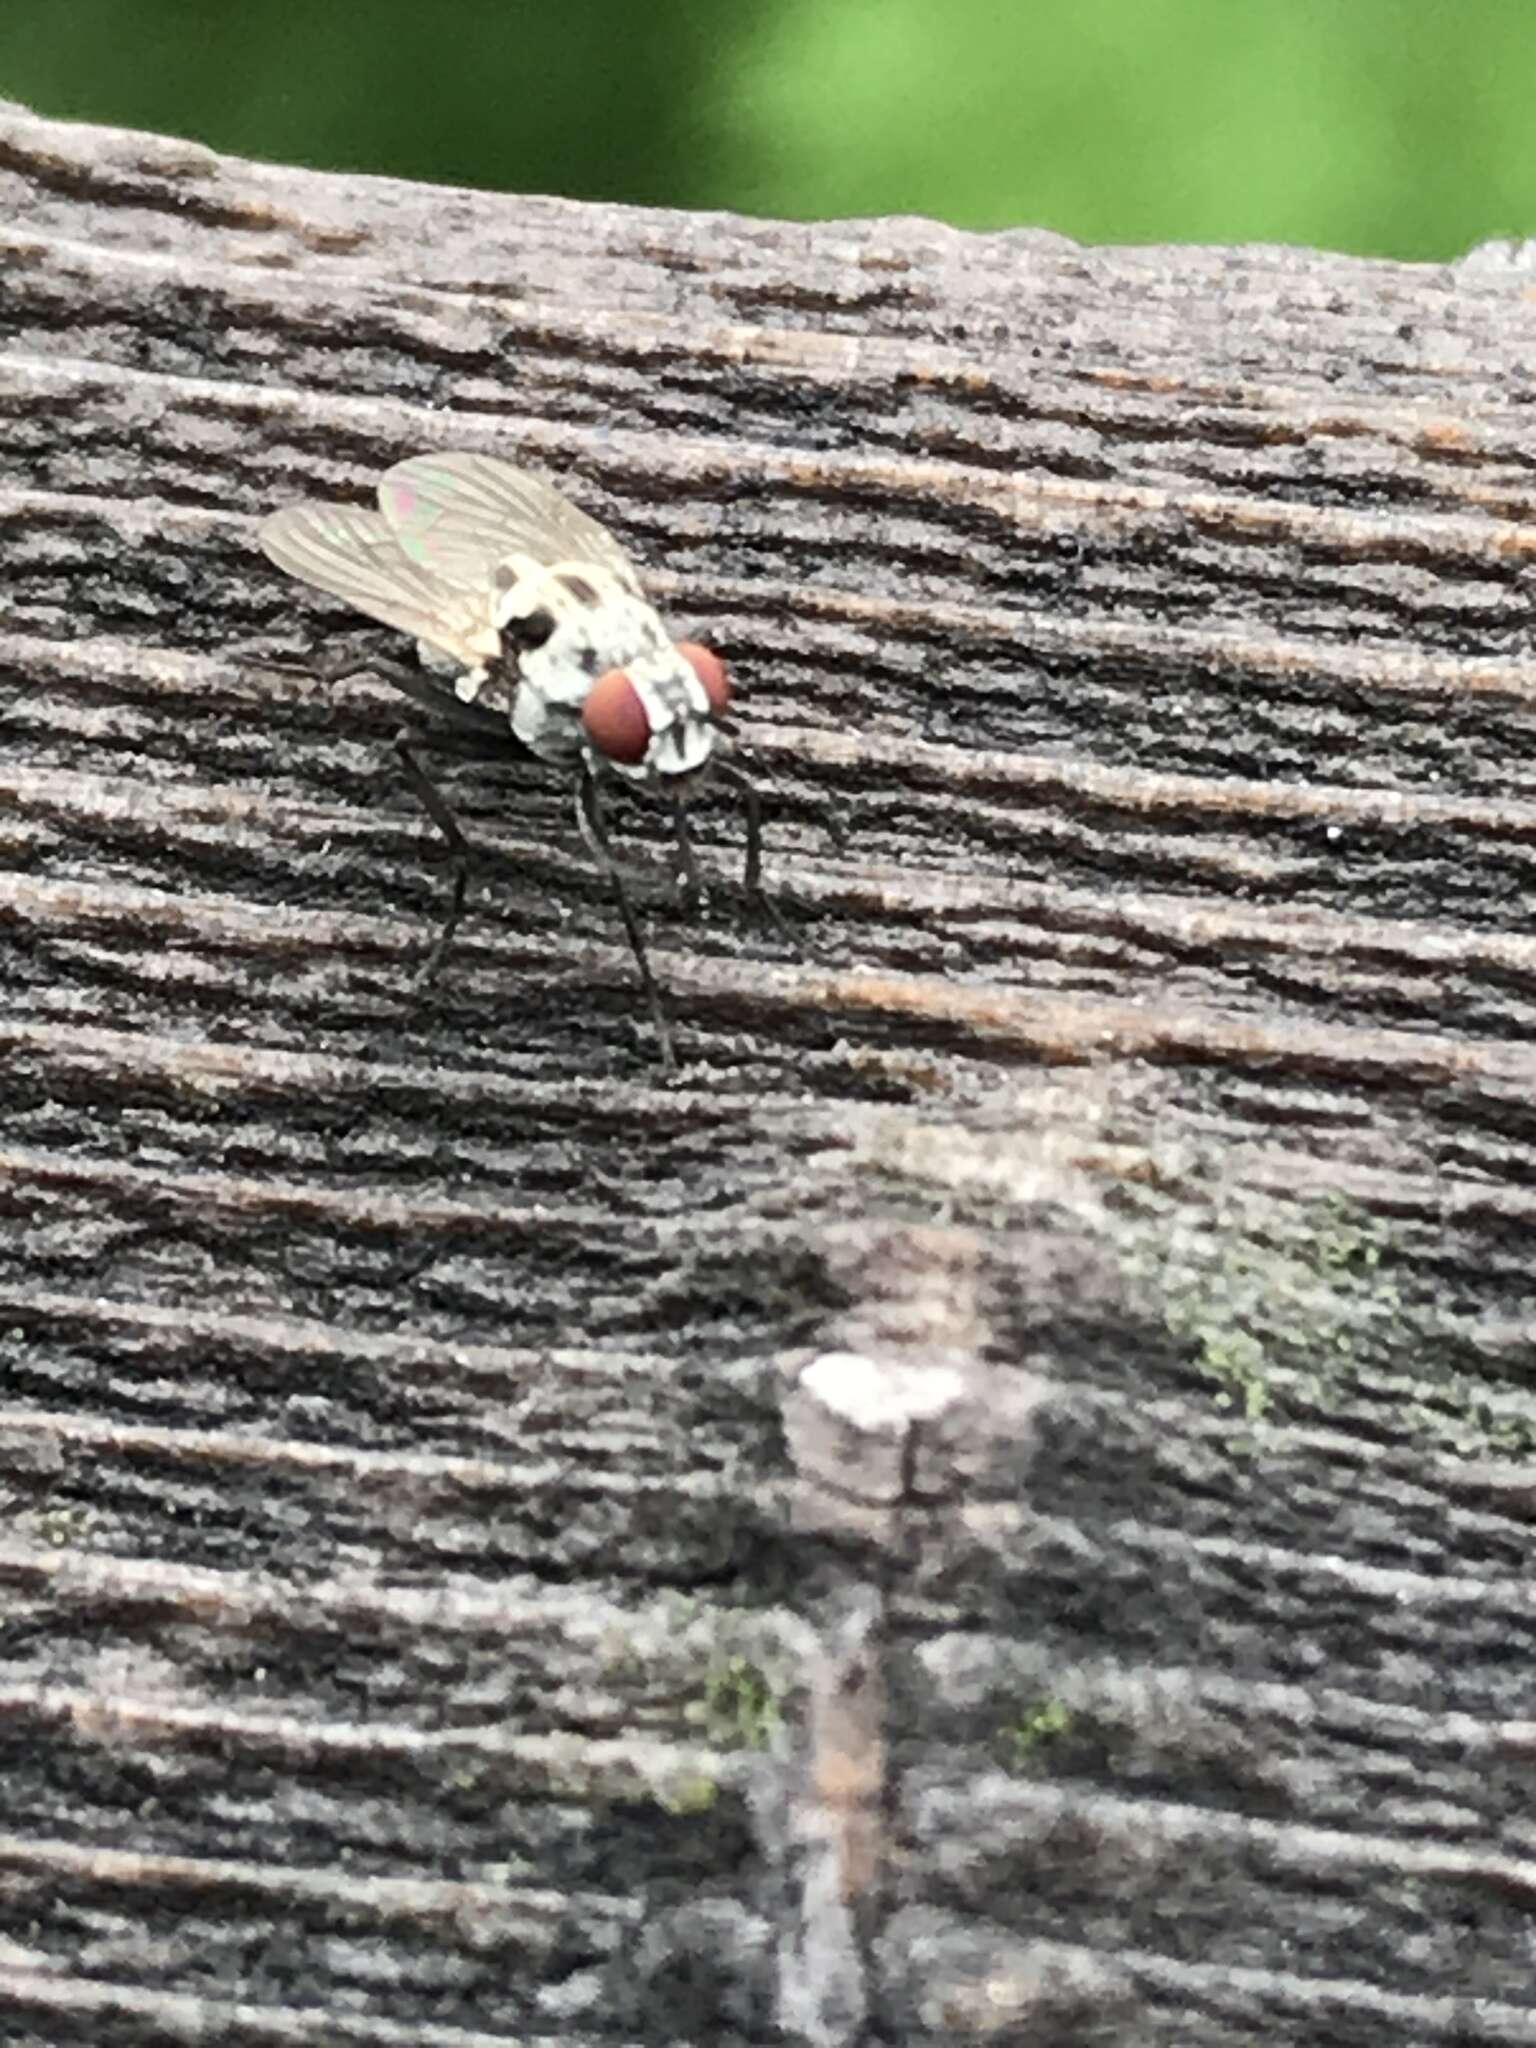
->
<box><xmin>3</xmin><ymin>100</ymin><xmax>1536</xmax><ymax>2045</ymax></box>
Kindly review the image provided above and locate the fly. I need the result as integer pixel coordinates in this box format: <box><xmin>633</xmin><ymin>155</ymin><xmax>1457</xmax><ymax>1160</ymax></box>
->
<box><xmin>257</xmin><ymin>450</ymin><xmax>769</xmax><ymax>1069</ymax></box>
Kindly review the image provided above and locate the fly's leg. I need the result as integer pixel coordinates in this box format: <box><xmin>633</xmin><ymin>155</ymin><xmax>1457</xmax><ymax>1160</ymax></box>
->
<box><xmin>394</xmin><ymin>727</ymin><xmax>473</xmax><ymax>981</ymax></box>
<box><xmin>575</xmin><ymin>762</ymin><xmax>677</xmax><ymax>1072</ymax></box>
<box><xmin>714</xmin><ymin>758</ymin><xmax>763</xmax><ymax>894</ymax></box>
<box><xmin>714</xmin><ymin>724</ymin><xmax>848</xmax><ymax>864</ymax></box>
<box><xmin>261</xmin><ymin>646</ymin><xmax>527</xmax><ymax>980</ymax></box>
<box><xmin>260</xmin><ymin>645</ymin><xmax>524</xmax><ymax>750</ymax></box>
<box><xmin>712</xmin><ymin>757</ymin><xmax>793</xmax><ymax>943</ymax></box>
<box><xmin>669</xmin><ymin>798</ymin><xmax>703</xmax><ymax>910</ymax></box>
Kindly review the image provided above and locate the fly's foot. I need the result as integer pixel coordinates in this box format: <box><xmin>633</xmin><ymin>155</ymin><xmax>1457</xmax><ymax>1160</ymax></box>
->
<box><xmin>412</xmin><ymin>859</ymin><xmax>469</xmax><ymax>986</ymax></box>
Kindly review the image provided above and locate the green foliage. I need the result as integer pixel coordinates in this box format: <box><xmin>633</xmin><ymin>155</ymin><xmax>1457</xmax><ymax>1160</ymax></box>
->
<box><xmin>3</xmin><ymin>0</ymin><xmax>1535</xmax><ymax>256</ymax></box>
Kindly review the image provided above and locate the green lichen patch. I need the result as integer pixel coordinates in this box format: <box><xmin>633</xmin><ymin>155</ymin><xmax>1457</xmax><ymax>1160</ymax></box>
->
<box><xmin>698</xmin><ymin>1654</ymin><xmax>782</xmax><ymax>1753</ymax></box>
<box><xmin>1123</xmin><ymin>1185</ymin><xmax>1405</xmax><ymax>1426</ymax></box>
<box><xmin>1002</xmin><ymin>1696</ymin><xmax>1074</xmax><ymax>1772</ymax></box>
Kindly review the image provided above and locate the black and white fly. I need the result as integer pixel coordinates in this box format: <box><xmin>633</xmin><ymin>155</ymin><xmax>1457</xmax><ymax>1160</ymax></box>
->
<box><xmin>258</xmin><ymin>450</ymin><xmax>765</xmax><ymax>1068</ymax></box>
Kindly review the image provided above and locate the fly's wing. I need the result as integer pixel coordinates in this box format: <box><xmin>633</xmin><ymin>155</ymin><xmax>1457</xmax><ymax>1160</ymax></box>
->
<box><xmin>378</xmin><ymin>451</ymin><xmax>643</xmax><ymax>592</ymax></box>
<box><xmin>257</xmin><ymin>501</ymin><xmax>501</xmax><ymax>670</ymax></box>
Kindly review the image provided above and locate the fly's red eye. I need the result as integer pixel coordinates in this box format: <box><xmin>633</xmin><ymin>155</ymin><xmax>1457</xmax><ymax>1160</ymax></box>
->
<box><xmin>676</xmin><ymin>641</ymin><xmax>731</xmax><ymax>719</ymax></box>
<box><xmin>583</xmin><ymin>668</ymin><xmax>651</xmax><ymax>766</ymax></box>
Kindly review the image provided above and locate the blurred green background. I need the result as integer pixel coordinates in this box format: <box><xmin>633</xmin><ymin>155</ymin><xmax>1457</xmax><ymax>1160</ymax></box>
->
<box><xmin>2</xmin><ymin>0</ymin><xmax>1534</xmax><ymax>260</ymax></box>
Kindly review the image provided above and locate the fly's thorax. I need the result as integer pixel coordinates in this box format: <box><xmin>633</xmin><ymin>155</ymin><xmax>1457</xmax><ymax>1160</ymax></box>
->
<box><xmin>485</xmin><ymin>561</ymin><xmax>657</xmax><ymax>761</ymax></box>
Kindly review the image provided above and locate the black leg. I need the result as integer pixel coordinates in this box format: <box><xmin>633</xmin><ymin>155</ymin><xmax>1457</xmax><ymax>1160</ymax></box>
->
<box><xmin>669</xmin><ymin>798</ymin><xmax>702</xmax><ymax>909</ymax></box>
<box><xmin>711</xmin><ymin>758</ymin><xmax>763</xmax><ymax>894</ymax></box>
<box><xmin>712</xmin><ymin>757</ymin><xmax>794</xmax><ymax>941</ymax></box>
<box><xmin>575</xmin><ymin>762</ymin><xmax>677</xmax><ymax>1072</ymax></box>
<box><xmin>377</xmin><ymin>664</ymin><xmax>523</xmax><ymax>752</ymax></box>
<box><xmin>260</xmin><ymin>645</ymin><xmax>525</xmax><ymax>751</ymax></box>
<box><xmin>394</xmin><ymin>726</ymin><xmax>471</xmax><ymax>980</ymax></box>
<box><xmin>712</xmin><ymin>728</ymin><xmax>848</xmax><ymax>859</ymax></box>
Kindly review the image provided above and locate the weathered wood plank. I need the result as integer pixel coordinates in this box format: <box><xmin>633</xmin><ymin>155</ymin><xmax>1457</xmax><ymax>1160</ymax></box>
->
<box><xmin>4</xmin><ymin>100</ymin><xmax>1536</xmax><ymax>2044</ymax></box>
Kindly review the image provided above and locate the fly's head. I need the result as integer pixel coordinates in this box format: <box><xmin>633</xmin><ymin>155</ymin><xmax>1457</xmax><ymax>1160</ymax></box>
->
<box><xmin>582</xmin><ymin>637</ymin><xmax>731</xmax><ymax>791</ymax></box>
<box><xmin>490</xmin><ymin>559</ymin><xmax>731</xmax><ymax>791</ymax></box>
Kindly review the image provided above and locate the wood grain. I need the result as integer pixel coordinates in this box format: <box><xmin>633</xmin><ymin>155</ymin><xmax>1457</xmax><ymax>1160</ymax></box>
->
<box><xmin>4</xmin><ymin>101</ymin><xmax>1536</xmax><ymax>2044</ymax></box>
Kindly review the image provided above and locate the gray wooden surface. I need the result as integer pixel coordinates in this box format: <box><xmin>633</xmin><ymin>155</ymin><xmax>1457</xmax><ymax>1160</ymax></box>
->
<box><xmin>3</xmin><ymin>100</ymin><xmax>1536</xmax><ymax>2045</ymax></box>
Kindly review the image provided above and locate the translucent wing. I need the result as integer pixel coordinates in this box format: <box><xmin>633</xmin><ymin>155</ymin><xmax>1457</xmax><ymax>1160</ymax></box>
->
<box><xmin>257</xmin><ymin>500</ymin><xmax>500</xmax><ymax>669</ymax></box>
<box><xmin>377</xmin><ymin>451</ymin><xmax>641</xmax><ymax>588</ymax></box>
